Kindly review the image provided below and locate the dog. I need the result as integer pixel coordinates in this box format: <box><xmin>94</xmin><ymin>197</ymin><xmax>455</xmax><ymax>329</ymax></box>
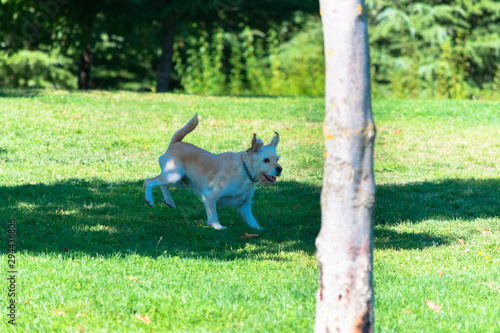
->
<box><xmin>144</xmin><ymin>113</ymin><xmax>282</xmax><ymax>230</ymax></box>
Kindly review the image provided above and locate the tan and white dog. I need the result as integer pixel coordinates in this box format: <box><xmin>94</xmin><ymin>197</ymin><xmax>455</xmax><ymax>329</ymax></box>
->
<box><xmin>144</xmin><ymin>114</ymin><xmax>282</xmax><ymax>230</ymax></box>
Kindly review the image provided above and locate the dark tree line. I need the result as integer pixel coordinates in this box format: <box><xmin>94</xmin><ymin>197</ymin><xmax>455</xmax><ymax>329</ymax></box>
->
<box><xmin>0</xmin><ymin>0</ymin><xmax>318</xmax><ymax>92</ymax></box>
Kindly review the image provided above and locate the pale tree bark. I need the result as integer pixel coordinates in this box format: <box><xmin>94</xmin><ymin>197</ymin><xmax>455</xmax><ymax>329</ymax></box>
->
<box><xmin>315</xmin><ymin>1</ymin><xmax>376</xmax><ymax>333</ymax></box>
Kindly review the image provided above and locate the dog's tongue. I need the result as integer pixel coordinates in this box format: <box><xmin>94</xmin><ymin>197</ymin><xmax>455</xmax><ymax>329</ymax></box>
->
<box><xmin>268</xmin><ymin>175</ymin><xmax>276</xmax><ymax>182</ymax></box>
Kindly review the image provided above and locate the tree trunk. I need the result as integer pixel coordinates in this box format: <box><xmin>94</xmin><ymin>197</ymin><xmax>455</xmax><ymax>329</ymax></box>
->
<box><xmin>315</xmin><ymin>1</ymin><xmax>376</xmax><ymax>333</ymax></box>
<box><xmin>156</xmin><ymin>11</ymin><xmax>175</xmax><ymax>93</ymax></box>
<box><xmin>78</xmin><ymin>43</ymin><xmax>92</xmax><ymax>90</ymax></box>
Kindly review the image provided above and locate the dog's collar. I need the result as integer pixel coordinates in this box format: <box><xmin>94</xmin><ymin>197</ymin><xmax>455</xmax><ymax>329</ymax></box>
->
<box><xmin>242</xmin><ymin>160</ymin><xmax>258</xmax><ymax>183</ymax></box>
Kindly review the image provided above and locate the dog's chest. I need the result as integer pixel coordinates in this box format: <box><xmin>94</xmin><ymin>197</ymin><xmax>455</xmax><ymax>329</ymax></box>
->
<box><xmin>216</xmin><ymin>181</ymin><xmax>256</xmax><ymax>207</ymax></box>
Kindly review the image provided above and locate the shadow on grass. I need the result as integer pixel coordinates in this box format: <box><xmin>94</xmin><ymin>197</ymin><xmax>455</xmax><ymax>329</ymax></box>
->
<box><xmin>373</xmin><ymin>228</ymin><xmax>449</xmax><ymax>250</ymax></box>
<box><xmin>0</xmin><ymin>89</ymin><xmax>41</xmax><ymax>98</ymax></box>
<box><xmin>373</xmin><ymin>178</ymin><xmax>500</xmax><ymax>250</ymax></box>
<box><xmin>3</xmin><ymin>178</ymin><xmax>495</xmax><ymax>258</ymax></box>
<box><xmin>375</xmin><ymin>178</ymin><xmax>500</xmax><ymax>225</ymax></box>
<box><xmin>0</xmin><ymin>178</ymin><xmax>320</xmax><ymax>260</ymax></box>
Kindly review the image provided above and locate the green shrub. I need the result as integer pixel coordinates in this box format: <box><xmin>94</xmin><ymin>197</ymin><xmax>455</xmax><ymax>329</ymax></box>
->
<box><xmin>174</xmin><ymin>19</ymin><xmax>325</xmax><ymax>97</ymax></box>
<box><xmin>172</xmin><ymin>11</ymin><xmax>496</xmax><ymax>99</ymax></box>
<box><xmin>437</xmin><ymin>36</ymin><xmax>469</xmax><ymax>99</ymax></box>
<box><xmin>243</xmin><ymin>28</ymin><xmax>270</xmax><ymax>95</ymax></box>
<box><xmin>0</xmin><ymin>50</ymin><xmax>76</xmax><ymax>89</ymax></box>
<box><xmin>174</xmin><ymin>29</ymin><xmax>226</xmax><ymax>95</ymax></box>
<box><xmin>273</xmin><ymin>18</ymin><xmax>324</xmax><ymax>97</ymax></box>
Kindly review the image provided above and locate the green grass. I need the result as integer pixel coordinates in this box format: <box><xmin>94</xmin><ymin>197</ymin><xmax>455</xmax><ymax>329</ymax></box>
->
<box><xmin>0</xmin><ymin>90</ymin><xmax>499</xmax><ymax>332</ymax></box>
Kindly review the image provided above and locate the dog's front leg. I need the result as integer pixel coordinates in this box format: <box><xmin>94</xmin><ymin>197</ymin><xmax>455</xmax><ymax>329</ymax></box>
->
<box><xmin>202</xmin><ymin>193</ymin><xmax>226</xmax><ymax>230</ymax></box>
<box><xmin>237</xmin><ymin>201</ymin><xmax>263</xmax><ymax>230</ymax></box>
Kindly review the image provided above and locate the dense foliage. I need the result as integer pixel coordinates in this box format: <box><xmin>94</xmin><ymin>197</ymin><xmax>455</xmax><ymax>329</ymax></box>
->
<box><xmin>0</xmin><ymin>50</ymin><xmax>75</xmax><ymax>89</ymax></box>
<box><xmin>1</xmin><ymin>0</ymin><xmax>499</xmax><ymax>98</ymax></box>
<box><xmin>368</xmin><ymin>0</ymin><xmax>500</xmax><ymax>98</ymax></box>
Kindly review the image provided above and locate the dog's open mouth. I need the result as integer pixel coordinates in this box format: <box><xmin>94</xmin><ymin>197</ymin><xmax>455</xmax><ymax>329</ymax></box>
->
<box><xmin>263</xmin><ymin>173</ymin><xmax>277</xmax><ymax>183</ymax></box>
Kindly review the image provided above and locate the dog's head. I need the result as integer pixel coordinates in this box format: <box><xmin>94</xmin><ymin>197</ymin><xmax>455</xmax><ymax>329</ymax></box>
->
<box><xmin>246</xmin><ymin>132</ymin><xmax>282</xmax><ymax>185</ymax></box>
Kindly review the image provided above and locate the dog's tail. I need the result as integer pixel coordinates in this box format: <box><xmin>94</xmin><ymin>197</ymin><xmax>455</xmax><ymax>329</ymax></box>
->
<box><xmin>169</xmin><ymin>113</ymin><xmax>199</xmax><ymax>145</ymax></box>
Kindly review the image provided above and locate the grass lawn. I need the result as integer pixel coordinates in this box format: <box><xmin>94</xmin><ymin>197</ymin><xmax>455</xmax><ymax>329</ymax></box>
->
<box><xmin>0</xmin><ymin>90</ymin><xmax>499</xmax><ymax>332</ymax></box>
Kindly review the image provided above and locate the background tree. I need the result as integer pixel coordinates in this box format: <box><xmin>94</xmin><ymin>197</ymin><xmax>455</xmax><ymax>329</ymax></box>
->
<box><xmin>153</xmin><ymin>0</ymin><xmax>318</xmax><ymax>92</ymax></box>
<box><xmin>1</xmin><ymin>0</ymin><xmax>498</xmax><ymax>96</ymax></box>
<box><xmin>315</xmin><ymin>0</ymin><xmax>376</xmax><ymax>332</ymax></box>
<box><xmin>0</xmin><ymin>0</ymin><xmax>317</xmax><ymax>91</ymax></box>
<box><xmin>367</xmin><ymin>0</ymin><xmax>500</xmax><ymax>97</ymax></box>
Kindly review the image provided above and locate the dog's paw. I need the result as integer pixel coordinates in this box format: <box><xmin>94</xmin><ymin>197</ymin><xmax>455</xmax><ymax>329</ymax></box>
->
<box><xmin>247</xmin><ymin>223</ymin><xmax>263</xmax><ymax>230</ymax></box>
<box><xmin>210</xmin><ymin>221</ymin><xmax>227</xmax><ymax>230</ymax></box>
<box><xmin>145</xmin><ymin>200</ymin><xmax>154</xmax><ymax>207</ymax></box>
<box><xmin>163</xmin><ymin>200</ymin><xmax>176</xmax><ymax>209</ymax></box>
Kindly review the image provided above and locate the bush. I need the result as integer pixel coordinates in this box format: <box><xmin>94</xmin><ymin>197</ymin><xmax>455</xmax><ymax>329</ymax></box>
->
<box><xmin>274</xmin><ymin>18</ymin><xmax>324</xmax><ymax>97</ymax></box>
<box><xmin>0</xmin><ymin>50</ymin><xmax>76</xmax><ymax>89</ymax></box>
<box><xmin>174</xmin><ymin>18</ymin><xmax>325</xmax><ymax>97</ymax></box>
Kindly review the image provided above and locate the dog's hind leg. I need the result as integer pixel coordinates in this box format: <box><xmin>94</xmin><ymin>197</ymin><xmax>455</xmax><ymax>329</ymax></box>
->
<box><xmin>144</xmin><ymin>174</ymin><xmax>182</xmax><ymax>207</ymax></box>
<box><xmin>144</xmin><ymin>176</ymin><xmax>163</xmax><ymax>207</ymax></box>
<box><xmin>160</xmin><ymin>185</ymin><xmax>176</xmax><ymax>208</ymax></box>
<box><xmin>145</xmin><ymin>156</ymin><xmax>184</xmax><ymax>207</ymax></box>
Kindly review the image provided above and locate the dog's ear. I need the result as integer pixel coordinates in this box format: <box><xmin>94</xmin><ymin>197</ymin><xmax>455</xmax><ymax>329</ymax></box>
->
<box><xmin>247</xmin><ymin>133</ymin><xmax>263</xmax><ymax>155</ymax></box>
<box><xmin>267</xmin><ymin>131</ymin><xmax>279</xmax><ymax>148</ymax></box>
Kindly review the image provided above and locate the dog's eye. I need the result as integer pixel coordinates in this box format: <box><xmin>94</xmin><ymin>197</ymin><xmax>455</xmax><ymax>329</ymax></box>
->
<box><xmin>263</xmin><ymin>158</ymin><xmax>270</xmax><ymax>163</ymax></box>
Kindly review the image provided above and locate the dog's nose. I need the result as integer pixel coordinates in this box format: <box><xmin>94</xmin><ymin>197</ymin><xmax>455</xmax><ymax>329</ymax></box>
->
<box><xmin>276</xmin><ymin>166</ymin><xmax>282</xmax><ymax>174</ymax></box>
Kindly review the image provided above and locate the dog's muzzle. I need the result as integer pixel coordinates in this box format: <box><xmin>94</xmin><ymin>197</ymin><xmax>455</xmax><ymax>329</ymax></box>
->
<box><xmin>263</xmin><ymin>166</ymin><xmax>282</xmax><ymax>184</ymax></box>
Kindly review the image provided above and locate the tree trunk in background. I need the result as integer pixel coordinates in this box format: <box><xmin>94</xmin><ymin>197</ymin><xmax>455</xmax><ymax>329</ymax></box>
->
<box><xmin>156</xmin><ymin>11</ymin><xmax>175</xmax><ymax>93</ymax></box>
<box><xmin>315</xmin><ymin>1</ymin><xmax>376</xmax><ymax>332</ymax></box>
<box><xmin>78</xmin><ymin>43</ymin><xmax>92</xmax><ymax>90</ymax></box>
